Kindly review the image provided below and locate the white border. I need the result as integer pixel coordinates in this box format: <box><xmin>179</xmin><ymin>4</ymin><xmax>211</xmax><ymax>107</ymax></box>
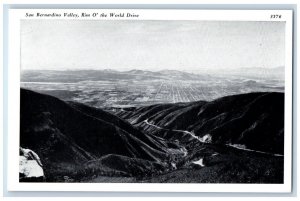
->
<box><xmin>7</xmin><ymin>9</ymin><xmax>293</xmax><ymax>192</ymax></box>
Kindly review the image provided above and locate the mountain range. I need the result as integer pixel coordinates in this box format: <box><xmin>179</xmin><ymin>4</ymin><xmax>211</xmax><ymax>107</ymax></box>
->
<box><xmin>21</xmin><ymin>69</ymin><xmax>206</xmax><ymax>82</ymax></box>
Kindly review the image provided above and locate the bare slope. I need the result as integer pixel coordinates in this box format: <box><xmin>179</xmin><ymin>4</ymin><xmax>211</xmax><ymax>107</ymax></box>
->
<box><xmin>20</xmin><ymin>89</ymin><xmax>178</xmax><ymax>181</ymax></box>
<box><xmin>115</xmin><ymin>92</ymin><xmax>284</xmax><ymax>155</ymax></box>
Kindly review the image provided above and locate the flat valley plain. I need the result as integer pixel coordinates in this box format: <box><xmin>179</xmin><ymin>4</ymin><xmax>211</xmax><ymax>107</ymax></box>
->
<box><xmin>21</xmin><ymin>68</ymin><xmax>284</xmax><ymax>108</ymax></box>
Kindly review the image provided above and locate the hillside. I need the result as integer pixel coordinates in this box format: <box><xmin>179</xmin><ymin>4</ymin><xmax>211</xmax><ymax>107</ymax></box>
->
<box><xmin>20</xmin><ymin>89</ymin><xmax>284</xmax><ymax>183</ymax></box>
<box><xmin>114</xmin><ymin>92</ymin><xmax>284</xmax><ymax>155</ymax></box>
<box><xmin>20</xmin><ymin>89</ymin><xmax>181</xmax><ymax>181</ymax></box>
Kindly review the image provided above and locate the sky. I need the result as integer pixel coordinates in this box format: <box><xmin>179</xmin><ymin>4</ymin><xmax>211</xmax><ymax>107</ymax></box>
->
<box><xmin>21</xmin><ymin>20</ymin><xmax>285</xmax><ymax>71</ymax></box>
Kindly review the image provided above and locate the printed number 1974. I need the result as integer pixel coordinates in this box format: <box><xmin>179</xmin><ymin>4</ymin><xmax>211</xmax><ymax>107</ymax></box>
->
<box><xmin>271</xmin><ymin>14</ymin><xmax>282</xmax><ymax>19</ymax></box>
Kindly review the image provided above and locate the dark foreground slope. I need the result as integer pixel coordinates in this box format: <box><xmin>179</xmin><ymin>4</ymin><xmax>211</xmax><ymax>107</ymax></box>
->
<box><xmin>20</xmin><ymin>89</ymin><xmax>284</xmax><ymax>183</ymax></box>
<box><xmin>114</xmin><ymin>92</ymin><xmax>284</xmax><ymax>155</ymax></box>
<box><xmin>110</xmin><ymin>92</ymin><xmax>284</xmax><ymax>183</ymax></box>
<box><xmin>20</xmin><ymin>89</ymin><xmax>181</xmax><ymax>181</ymax></box>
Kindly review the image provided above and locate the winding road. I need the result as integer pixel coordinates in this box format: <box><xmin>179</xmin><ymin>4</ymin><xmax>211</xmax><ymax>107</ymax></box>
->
<box><xmin>142</xmin><ymin>119</ymin><xmax>283</xmax><ymax>157</ymax></box>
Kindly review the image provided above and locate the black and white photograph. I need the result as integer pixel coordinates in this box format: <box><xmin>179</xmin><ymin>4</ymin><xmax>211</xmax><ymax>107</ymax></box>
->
<box><xmin>6</xmin><ymin>9</ymin><xmax>292</xmax><ymax>191</ymax></box>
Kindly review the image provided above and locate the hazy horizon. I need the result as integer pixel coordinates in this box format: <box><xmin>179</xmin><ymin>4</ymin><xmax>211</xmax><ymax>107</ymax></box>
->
<box><xmin>21</xmin><ymin>20</ymin><xmax>285</xmax><ymax>71</ymax></box>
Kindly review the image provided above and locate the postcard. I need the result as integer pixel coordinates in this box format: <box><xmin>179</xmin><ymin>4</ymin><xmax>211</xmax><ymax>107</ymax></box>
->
<box><xmin>6</xmin><ymin>9</ymin><xmax>293</xmax><ymax>192</ymax></box>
